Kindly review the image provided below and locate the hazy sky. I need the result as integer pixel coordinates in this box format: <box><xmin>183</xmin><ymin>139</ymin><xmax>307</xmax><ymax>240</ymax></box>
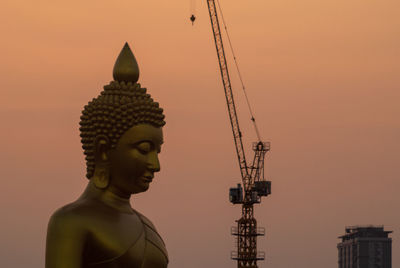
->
<box><xmin>1</xmin><ymin>0</ymin><xmax>399</xmax><ymax>267</ymax></box>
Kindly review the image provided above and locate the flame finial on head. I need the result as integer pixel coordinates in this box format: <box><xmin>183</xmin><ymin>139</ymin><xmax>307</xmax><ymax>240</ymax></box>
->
<box><xmin>112</xmin><ymin>42</ymin><xmax>140</xmax><ymax>83</ymax></box>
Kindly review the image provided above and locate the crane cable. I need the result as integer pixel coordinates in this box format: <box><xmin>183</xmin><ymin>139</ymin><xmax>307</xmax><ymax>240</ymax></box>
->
<box><xmin>216</xmin><ymin>0</ymin><xmax>262</xmax><ymax>142</ymax></box>
<box><xmin>190</xmin><ymin>0</ymin><xmax>196</xmax><ymax>14</ymax></box>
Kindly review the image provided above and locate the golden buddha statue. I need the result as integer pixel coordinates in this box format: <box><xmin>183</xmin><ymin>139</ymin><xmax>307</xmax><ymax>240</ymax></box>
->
<box><xmin>45</xmin><ymin>43</ymin><xmax>168</xmax><ymax>268</ymax></box>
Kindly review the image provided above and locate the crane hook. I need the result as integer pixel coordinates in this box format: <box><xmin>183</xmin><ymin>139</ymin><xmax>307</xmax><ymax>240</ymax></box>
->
<box><xmin>190</xmin><ymin>14</ymin><xmax>196</xmax><ymax>25</ymax></box>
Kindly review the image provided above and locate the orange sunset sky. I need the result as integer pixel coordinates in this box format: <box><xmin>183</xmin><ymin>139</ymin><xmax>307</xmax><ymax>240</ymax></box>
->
<box><xmin>1</xmin><ymin>0</ymin><xmax>399</xmax><ymax>267</ymax></box>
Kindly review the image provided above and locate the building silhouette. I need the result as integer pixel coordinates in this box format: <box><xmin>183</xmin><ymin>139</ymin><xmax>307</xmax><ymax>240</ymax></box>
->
<box><xmin>338</xmin><ymin>225</ymin><xmax>392</xmax><ymax>268</ymax></box>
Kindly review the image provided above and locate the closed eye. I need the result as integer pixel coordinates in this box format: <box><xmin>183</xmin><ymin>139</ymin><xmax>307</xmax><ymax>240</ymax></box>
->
<box><xmin>136</xmin><ymin>142</ymin><xmax>152</xmax><ymax>154</ymax></box>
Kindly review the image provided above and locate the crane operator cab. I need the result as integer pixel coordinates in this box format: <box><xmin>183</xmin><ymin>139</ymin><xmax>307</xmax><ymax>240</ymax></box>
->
<box><xmin>190</xmin><ymin>14</ymin><xmax>196</xmax><ymax>25</ymax></box>
<box><xmin>229</xmin><ymin>183</ymin><xmax>243</xmax><ymax>204</ymax></box>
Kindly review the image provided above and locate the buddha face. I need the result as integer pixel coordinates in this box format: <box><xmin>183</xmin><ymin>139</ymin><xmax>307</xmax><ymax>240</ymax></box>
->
<box><xmin>107</xmin><ymin>124</ymin><xmax>163</xmax><ymax>197</ymax></box>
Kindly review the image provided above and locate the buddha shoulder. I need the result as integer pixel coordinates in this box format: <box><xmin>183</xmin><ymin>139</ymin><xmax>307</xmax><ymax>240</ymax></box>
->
<box><xmin>47</xmin><ymin>199</ymin><xmax>98</xmax><ymax>234</ymax></box>
<box><xmin>48</xmin><ymin>197</ymin><xmax>141</xmax><ymax>229</ymax></box>
<box><xmin>47</xmin><ymin>198</ymin><xmax>144</xmax><ymax>245</ymax></box>
<box><xmin>46</xmin><ymin>200</ymin><xmax>94</xmax><ymax>252</ymax></box>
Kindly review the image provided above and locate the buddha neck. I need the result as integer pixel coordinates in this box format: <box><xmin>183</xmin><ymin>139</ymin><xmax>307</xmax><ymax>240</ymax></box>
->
<box><xmin>82</xmin><ymin>181</ymin><xmax>134</xmax><ymax>214</ymax></box>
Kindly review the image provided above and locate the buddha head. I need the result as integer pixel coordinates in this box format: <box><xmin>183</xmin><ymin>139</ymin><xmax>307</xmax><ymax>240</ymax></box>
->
<box><xmin>79</xmin><ymin>43</ymin><xmax>166</xmax><ymax>196</ymax></box>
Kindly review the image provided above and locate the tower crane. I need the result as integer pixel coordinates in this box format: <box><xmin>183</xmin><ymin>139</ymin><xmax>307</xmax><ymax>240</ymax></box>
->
<box><xmin>200</xmin><ymin>1</ymin><xmax>272</xmax><ymax>267</ymax></box>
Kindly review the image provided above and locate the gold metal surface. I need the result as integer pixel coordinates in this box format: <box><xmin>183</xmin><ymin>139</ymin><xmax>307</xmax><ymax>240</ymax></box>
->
<box><xmin>45</xmin><ymin>44</ymin><xmax>168</xmax><ymax>268</ymax></box>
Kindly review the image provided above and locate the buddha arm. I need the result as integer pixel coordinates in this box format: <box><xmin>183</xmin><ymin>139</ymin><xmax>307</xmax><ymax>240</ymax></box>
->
<box><xmin>45</xmin><ymin>209</ymin><xmax>87</xmax><ymax>268</ymax></box>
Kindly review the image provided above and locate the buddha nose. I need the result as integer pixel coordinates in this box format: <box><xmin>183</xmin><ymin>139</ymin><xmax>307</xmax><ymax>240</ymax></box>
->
<box><xmin>148</xmin><ymin>151</ymin><xmax>160</xmax><ymax>173</ymax></box>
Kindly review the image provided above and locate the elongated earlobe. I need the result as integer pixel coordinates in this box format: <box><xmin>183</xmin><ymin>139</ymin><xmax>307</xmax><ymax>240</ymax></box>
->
<box><xmin>93</xmin><ymin>163</ymin><xmax>110</xmax><ymax>189</ymax></box>
<box><xmin>92</xmin><ymin>135</ymin><xmax>111</xmax><ymax>189</ymax></box>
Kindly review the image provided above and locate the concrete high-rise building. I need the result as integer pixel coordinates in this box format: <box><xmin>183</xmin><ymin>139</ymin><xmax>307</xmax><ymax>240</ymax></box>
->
<box><xmin>337</xmin><ymin>225</ymin><xmax>392</xmax><ymax>268</ymax></box>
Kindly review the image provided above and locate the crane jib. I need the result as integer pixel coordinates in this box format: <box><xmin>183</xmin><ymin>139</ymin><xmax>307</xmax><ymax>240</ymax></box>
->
<box><xmin>207</xmin><ymin>0</ymin><xmax>248</xmax><ymax>180</ymax></box>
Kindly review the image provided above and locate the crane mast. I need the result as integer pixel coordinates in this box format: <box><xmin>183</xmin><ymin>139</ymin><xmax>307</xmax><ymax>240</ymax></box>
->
<box><xmin>206</xmin><ymin>1</ymin><xmax>271</xmax><ymax>267</ymax></box>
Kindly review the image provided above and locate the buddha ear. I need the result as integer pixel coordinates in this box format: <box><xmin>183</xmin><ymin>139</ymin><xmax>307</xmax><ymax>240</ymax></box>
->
<box><xmin>94</xmin><ymin>135</ymin><xmax>111</xmax><ymax>163</ymax></box>
<box><xmin>93</xmin><ymin>135</ymin><xmax>111</xmax><ymax>189</ymax></box>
